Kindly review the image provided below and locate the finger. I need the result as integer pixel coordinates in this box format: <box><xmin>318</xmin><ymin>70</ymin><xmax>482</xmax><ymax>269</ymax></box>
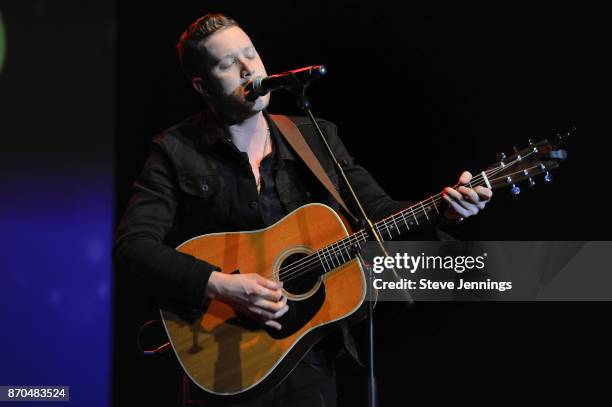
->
<box><xmin>443</xmin><ymin>187</ymin><xmax>463</xmax><ymax>201</ymax></box>
<box><xmin>474</xmin><ymin>186</ymin><xmax>493</xmax><ymax>201</ymax></box>
<box><xmin>244</xmin><ymin>283</ymin><xmax>263</xmax><ymax>298</ymax></box>
<box><xmin>255</xmin><ymin>286</ymin><xmax>283</xmax><ymax>302</ymax></box>
<box><xmin>272</xmin><ymin>296</ymin><xmax>288</xmax><ymax>317</ymax></box>
<box><xmin>458</xmin><ymin>171</ymin><xmax>472</xmax><ymax>185</ymax></box>
<box><xmin>255</xmin><ymin>274</ymin><xmax>282</xmax><ymax>290</ymax></box>
<box><xmin>250</xmin><ymin>299</ymin><xmax>288</xmax><ymax>321</ymax></box>
<box><xmin>264</xmin><ymin>320</ymin><xmax>282</xmax><ymax>330</ymax></box>
<box><xmin>248</xmin><ymin>277</ymin><xmax>281</xmax><ymax>301</ymax></box>
<box><xmin>443</xmin><ymin>194</ymin><xmax>473</xmax><ymax>217</ymax></box>
<box><xmin>457</xmin><ymin>186</ymin><xmax>486</xmax><ymax>210</ymax></box>
<box><xmin>444</xmin><ymin>188</ymin><xmax>477</xmax><ymax>213</ymax></box>
<box><xmin>253</xmin><ymin>297</ymin><xmax>286</xmax><ymax>312</ymax></box>
<box><xmin>274</xmin><ymin>304</ymin><xmax>289</xmax><ymax>319</ymax></box>
<box><xmin>468</xmin><ymin>186</ymin><xmax>492</xmax><ymax>210</ymax></box>
<box><xmin>457</xmin><ymin>186</ymin><xmax>480</xmax><ymax>204</ymax></box>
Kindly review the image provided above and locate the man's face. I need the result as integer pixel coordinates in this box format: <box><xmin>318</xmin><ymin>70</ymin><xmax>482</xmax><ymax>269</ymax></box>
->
<box><xmin>197</xmin><ymin>26</ymin><xmax>269</xmax><ymax>123</ymax></box>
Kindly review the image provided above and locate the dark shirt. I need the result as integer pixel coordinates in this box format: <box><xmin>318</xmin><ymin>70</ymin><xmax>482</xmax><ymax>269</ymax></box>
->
<box><xmin>254</xmin><ymin>119</ymin><xmax>289</xmax><ymax>226</ymax></box>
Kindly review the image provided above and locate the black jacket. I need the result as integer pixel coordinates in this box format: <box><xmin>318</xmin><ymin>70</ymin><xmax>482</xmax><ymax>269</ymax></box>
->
<box><xmin>113</xmin><ymin>111</ymin><xmax>450</xmax><ymax>316</ymax></box>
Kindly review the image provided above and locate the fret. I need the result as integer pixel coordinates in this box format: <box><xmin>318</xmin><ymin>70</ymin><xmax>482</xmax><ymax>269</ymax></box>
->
<box><xmin>385</xmin><ymin>222</ymin><xmax>394</xmax><ymax>239</ymax></box>
<box><xmin>356</xmin><ymin>231</ymin><xmax>367</xmax><ymax>245</ymax></box>
<box><xmin>329</xmin><ymin>242</ymin><xmax>340</xmax><ymax>266</ymax></box>
<box><xmin>392</xmin><ymin>216</ymin><xmax>400</xmax><ymax>234</ymax></box>
<box><xmin>400</xmin><ymin>211</ymin><xmax>410</xmax><ymax>231</ymax></box>
<box><xmin>316</xmin><ymin>250</ymin><xmax>329</xmax><ymax>273</ymax></box>
<box><xmin>375</xmin><ymin>223</ymin><xmax>389</xmax><ymax>241</ymax></box>
<box><xmin>432</xmin><ymin>198</ymin><xmax>440</xmax><ymax>215</ymax></box>
<box><xmin>338</xmin><ymin>243</ymin><xmax>347</xmax><ymax>263</ymax></box>
<box><xmin>378</xmin><ymin>230</ymin><xmax>386</xmax><ymax>242</ymax></box>
<box><xmin>409</xmin><ymin>206</ymin><xmax>420</xmax><ymax>226</ymax></box>
<box><xmin>357</xmin><ymin>231</ymin><xmax>368</xmax><ymax>245</ymax></box>
<box><xmin>326</xmin><ymin>246</ymin><xmax>337</xmax><ymax>269</ymax></box>
<box><xmin>341</xmin><ymin>237</ymin><xmax>357</xmax><ymax>264</ymax></box>
<box><xmin>419</xmin><ymin>201</ymin><xmax>429</xmax><ymax>220</ymax></box>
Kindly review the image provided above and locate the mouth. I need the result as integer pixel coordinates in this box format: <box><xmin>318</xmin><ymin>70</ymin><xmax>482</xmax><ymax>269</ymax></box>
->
<box><xmin>243</xmin><ymin>80</ymin><xmax>259</xmax><ymax>102</ymax></box>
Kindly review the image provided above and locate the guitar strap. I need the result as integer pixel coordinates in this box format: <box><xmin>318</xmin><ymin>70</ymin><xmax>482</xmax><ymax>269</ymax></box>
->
<box><xmin>270</xmin><ymin>114</ymin><xmax>363</xmax><ymax>366</ymax></box>
<box><xmin>269</xmin><ymin>114</ymin><xmax>357</xmax><ymax>221</ymax></box>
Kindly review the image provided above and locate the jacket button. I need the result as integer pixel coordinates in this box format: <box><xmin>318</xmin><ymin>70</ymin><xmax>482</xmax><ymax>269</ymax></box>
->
<box><xmin>249</xmin><ymin>201</ymin><xmax>259</xmax><ymax>209</ymax></box>
<box><xmin>201</xmin><ymin>183</ymin><xmax>209</xmax><ymax>191</ymax></box>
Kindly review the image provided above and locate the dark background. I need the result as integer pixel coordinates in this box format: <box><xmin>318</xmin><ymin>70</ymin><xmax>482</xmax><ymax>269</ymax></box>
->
<box><xmin>113</xmin><ymin>1</ymin><xmax>612</xmax><ymax>406</ymax></box>
<box><xmin>1</xmin><ymin>1</ymin><xmax>114</xmax><ymax>407</ymax></box>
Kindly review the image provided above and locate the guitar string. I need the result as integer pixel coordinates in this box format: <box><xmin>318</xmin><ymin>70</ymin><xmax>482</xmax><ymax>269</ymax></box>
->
<box><xmin>276</xmin><ymin>175</ymin><xmax>491</xmax><ymax>285</ymax></box>
<box><xmin>273</xmin><ymin>153</ymin><xmax>535</xmax><ymax>285</ymax></box>
<box><xmin>270</xmin><ymin>151</ymin><xmax>538</xmax><ymax>285</ymax></box>
<box><xmin>274</xmin><ymin>155</ymin><xmax>531</xmax><ymax>285</ymax></box>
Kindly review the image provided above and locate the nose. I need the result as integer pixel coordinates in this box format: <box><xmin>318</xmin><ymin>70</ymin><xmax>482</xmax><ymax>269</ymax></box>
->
<box><xmin>239</xmin><ymin>58</ymin><xmax>255</xmax><ymax>79</ymax></box>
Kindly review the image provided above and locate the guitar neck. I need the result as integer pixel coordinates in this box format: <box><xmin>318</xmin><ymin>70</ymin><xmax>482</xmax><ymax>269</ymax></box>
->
<box><xmin>315</xmin><ymin>171</ymin><xmax>493</xmax><ymax>274</ymax></box>
<box><xmin>369</xmin><ymin>169</ymin><xmax>494</xmax><ymax>240</ymax></box>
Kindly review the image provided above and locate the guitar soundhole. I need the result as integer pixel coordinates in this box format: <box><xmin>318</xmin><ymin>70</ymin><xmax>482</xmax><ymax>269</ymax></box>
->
<box><xmin>279</xmin><ymin>252</ymin><xmax>321</xmax><ymax>297</ymax></box>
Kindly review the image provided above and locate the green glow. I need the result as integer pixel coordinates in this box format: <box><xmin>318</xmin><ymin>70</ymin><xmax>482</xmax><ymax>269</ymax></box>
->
<box><xmin>0</xmin><ymin>11</ymin><xmax>5</xmax><ymax>73</ymax></box>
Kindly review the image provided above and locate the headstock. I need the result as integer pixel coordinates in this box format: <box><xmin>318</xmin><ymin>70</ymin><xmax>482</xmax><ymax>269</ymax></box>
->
<box><xmin>483</xmin><ymin>126</ymin><xmax>573</xmax><ymax>194</ymax></box>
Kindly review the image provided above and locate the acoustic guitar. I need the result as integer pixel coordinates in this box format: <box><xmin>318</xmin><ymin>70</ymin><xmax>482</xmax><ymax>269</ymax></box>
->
<box><xmin>160</xmin><ymin>132</ymin><xmax>569</xmax><ymax>401</ymax></box>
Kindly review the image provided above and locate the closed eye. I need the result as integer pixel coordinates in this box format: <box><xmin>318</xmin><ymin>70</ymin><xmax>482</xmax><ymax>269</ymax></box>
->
<box><xmin>243</xmin><ymin>46</ymin><xmax>257</xmax><ymax>59</ymax></box>
<box><xmin>218</xmin><ymin>58</ymin><xmax>236</xmax><ymax>70</ymax></box>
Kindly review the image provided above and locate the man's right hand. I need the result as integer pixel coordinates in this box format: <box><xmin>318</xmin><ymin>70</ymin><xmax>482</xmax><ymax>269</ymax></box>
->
<box><xmin>206</xmin><ymin>271</ymin><xmax>289</xmax><ymax>330</ymax></box>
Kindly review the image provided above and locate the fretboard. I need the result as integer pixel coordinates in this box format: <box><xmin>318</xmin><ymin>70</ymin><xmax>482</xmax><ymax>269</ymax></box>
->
<box><xmin>315</xmin><ymin>194</ymin><xmax>446</xmax><ymax>274</ymax></box>
<box><xmin>279</xmin><ymin>145</ymin><xmax>550</xmax><ymax>283</ymax></box>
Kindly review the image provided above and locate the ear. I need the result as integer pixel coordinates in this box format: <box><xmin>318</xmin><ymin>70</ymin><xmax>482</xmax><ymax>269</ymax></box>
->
<box><xmin>191</xmin><ymin>77</ymin><xmax>208</xmax><ymax>97</ymax></box>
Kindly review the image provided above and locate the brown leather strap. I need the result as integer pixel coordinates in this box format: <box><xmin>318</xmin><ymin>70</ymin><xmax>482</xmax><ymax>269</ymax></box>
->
<box><xmin>270</xmin><ymin>114</ymin><xmax>355</xmax><ymax>219</ymax></box>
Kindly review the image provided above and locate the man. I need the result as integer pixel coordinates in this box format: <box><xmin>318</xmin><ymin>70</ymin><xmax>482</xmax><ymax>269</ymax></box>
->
<box><xmin>113</xmin><ymin>13</ymin><xmax>492</xmax><ymax>407</ymax></box>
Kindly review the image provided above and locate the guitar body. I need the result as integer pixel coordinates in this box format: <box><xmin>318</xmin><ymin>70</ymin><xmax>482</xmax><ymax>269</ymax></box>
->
<box><xmin>160</xmin><ymin>203</ymin><xmax>366</xmax><ymax>401</ymax></box>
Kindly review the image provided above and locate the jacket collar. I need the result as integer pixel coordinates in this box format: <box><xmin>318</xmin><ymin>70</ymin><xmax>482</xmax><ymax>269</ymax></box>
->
<box><xmin>199</xmin><ymin>109</ymin><xmax>295</xmax><ymax>161</ymax></box>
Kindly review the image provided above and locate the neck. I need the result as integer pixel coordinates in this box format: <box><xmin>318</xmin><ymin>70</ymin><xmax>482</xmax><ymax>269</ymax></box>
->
<box><xmin>225</xmin><ymin>112</ymin><xmax>268</xmax><ymax>153</ymax></box>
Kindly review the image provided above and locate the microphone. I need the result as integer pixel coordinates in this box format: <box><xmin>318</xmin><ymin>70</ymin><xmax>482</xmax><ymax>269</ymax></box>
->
<box><xmin>246</xmin><ymin>65</ymin><xmax>327</xmax><ymax>100</ymax></box>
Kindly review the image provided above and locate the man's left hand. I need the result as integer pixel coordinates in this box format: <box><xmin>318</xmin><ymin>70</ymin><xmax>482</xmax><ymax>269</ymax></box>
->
<box><xmin>442</xmin><ymin>171</ymin><xmax>492</xmax><ymax>222</ymax></box>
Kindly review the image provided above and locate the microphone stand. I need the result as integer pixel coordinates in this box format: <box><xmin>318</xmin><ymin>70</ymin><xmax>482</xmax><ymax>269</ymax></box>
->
<box><xmin>286</xmin><ymin>80</ymin><xmax>410</xmax><ymax>407</ymax></box>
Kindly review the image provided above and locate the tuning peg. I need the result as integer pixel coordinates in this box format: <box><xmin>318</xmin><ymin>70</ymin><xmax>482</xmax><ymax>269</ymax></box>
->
<box><xmin>497</xmin><ymin>152</ymin><xmax>506</xmax><ymax>162</ymax></box>
<box><xmin>544</xmin><ymin>171</ymin><xmax>553</xmax><ymax>183</ymax></box>
<box><xmin>523</xmin><ymin>170</ymin><xmax>536</xmax><ymax>188</ymax></box>
<box><xmin>528</xmin><ymin>138</ymin><xmax>536</xmax><ymax>145</ymax></box>
<box><xmin>506</xmin><ymin>176</ymin><xmax>520</xmax><ymax>195</ymax></box>
<box><xmin>528</xmin><ymin>178</ymin><xmax>536</xmax><ymax>188</ymax></box>
<box><xmin>512</xmin><ymin>146</ymin><xmax>522</xmax><ymax>160</ymax></box>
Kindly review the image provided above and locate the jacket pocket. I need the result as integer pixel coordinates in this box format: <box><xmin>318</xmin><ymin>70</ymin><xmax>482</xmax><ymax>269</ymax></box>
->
<box><xmin>178</xmin><ymin>173</ymin><xmax>222</xmax><ymax>199</ymax></box>
<box><xmin>176</xmin><ymin>173</ymin><xmax>229</xmax><ymax>233</ymax></box>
